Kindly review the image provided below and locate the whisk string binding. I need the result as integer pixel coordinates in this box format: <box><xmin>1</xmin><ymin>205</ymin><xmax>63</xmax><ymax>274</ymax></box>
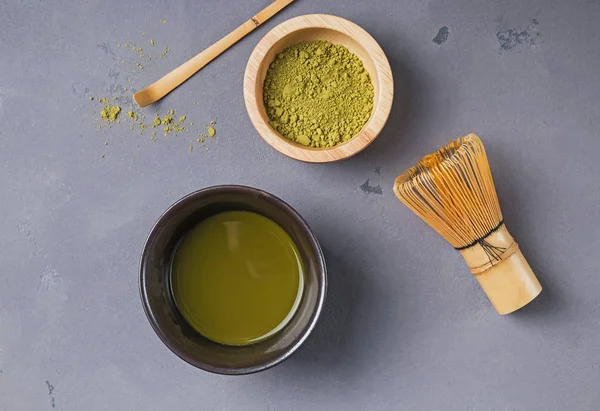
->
<box><xmin>454</xmin><ymin>219</ymin><xmax>505</xmax><ymax>251</ymax></box>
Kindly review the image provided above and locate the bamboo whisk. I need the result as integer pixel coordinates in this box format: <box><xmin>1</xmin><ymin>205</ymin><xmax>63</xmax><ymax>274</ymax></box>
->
<box><xmin>393</xmin><ymin>134</ymin><xmax>541</xmax><ymax>314</ymax></box>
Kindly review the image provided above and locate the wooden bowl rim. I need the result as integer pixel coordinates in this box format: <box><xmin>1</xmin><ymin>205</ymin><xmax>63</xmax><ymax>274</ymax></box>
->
<box><xmin>244</xmin><ymin>14</ymin><xmax>394</xmax><ymax>163</ymax></box>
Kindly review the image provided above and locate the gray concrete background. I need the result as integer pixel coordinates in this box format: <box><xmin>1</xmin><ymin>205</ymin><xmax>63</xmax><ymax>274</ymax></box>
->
<box><xmin>1</xmin><ymin>0</ymin><xmax>599</xmax><ymax>409</ymax></box>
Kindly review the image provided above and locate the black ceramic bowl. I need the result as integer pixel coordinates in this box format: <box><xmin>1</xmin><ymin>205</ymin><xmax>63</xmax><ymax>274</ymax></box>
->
<box><xmin>139</xmin><ymin>185</ymin><xmax>327</xmax><ymax>375</ymax></box>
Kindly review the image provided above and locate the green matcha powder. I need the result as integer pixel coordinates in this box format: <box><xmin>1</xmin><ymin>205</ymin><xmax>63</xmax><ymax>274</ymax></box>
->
<box><xmin>263</xmin><ymin>40</ymin><xmax>374</xmax><ymax>148</ymax></box>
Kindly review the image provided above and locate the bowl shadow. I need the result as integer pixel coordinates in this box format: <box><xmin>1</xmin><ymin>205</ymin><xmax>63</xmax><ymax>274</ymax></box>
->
<box><xmin>278</xmin><ymin>246</ymin><xmax>372</xmax><ymax>374</ymax></box>
<box><xmin>248</xmin><ymin>223</ymin><xmax>400</xmax><ymax>389</ymax></box>
<box><xmin>344</xmin><ymin>50</ymin><xmax>429</xmax><ymax>170</ymax></box>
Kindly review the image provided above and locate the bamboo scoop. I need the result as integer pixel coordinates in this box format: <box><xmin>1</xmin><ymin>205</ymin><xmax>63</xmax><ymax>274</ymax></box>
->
<box><xmin>393</xmin><ymin>134</ymin><xmax>542</xmax><ymax>315</ymax></box>
<box><xmin>133</xmin><ymin>0</ymin><xmax>294</xmax><ymax>107</ymax></box>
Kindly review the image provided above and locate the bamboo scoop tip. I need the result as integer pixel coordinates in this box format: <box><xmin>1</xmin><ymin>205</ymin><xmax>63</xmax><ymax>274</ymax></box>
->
<box><xmin>133</xmin><ymin>90</ymin><xmax>152</xmax><ymax>108</ymax></box>
<box><xmin>132</xmin><ymin>0</ymin><xmax>295</xmax><ymax>108</ymax></box>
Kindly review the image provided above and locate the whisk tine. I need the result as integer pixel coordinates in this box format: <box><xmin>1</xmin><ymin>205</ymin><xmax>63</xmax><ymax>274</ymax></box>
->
<box><xmin>393</xmin><ymin>133</ymin><xmax>542</xmax><ymax>315</ymax></box>
<box><xmin>396</xmin><ymin>134</ymin><xmax>502</xmax><ymax>248</ymax></box>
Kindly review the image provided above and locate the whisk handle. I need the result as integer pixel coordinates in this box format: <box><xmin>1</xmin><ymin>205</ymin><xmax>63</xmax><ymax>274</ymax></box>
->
<box><xmin>458</xmin><ymin>224</ymin><xmax>542</xmax><ymax>315</ymax></box>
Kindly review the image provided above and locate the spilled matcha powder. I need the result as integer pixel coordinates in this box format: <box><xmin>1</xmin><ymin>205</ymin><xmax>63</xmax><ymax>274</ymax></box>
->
<box><xmin>91</xmin><ymin>28</ymin><xmax>218</xmax><ymax>154</ymax></box>
<box><xmin>263</xmin><ymin>40</ymin><xmax>374</xmax><ymax>148</ymax></box>
<box><xmin>99</xmin><ymin>98</ymin><xmax>121</xmax><ymax>122</ymax></box>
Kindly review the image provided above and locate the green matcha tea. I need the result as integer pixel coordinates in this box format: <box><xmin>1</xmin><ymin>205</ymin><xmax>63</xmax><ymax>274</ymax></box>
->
<box><xmin>171</xmin><ymin>211</ymin><xmax>304</xmax><ymax>346</ymax></box>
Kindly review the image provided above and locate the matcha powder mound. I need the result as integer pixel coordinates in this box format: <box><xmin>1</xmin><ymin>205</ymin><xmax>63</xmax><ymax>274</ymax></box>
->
<box><xmin>263</xmin><ymin>40</ymin><xmax>374</xmax><ymax>148</ymax></box>
<box><xmin>99</xmin><ymin>98</ymin><xmax>121</xmax><ymax>122</ymax></box>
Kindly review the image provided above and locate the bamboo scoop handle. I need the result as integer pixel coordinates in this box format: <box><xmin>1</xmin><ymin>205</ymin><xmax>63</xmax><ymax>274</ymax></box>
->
<box><xmin>133</xmin><ymin>0</ymin><xmax>294</xmax><ymax>107</ymax></box>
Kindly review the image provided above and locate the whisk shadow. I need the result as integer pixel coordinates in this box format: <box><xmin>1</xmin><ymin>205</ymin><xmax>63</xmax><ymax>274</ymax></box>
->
<box><xmin>506</xmin><ymin>240</ymin><xmax>563</xmax><ymax>321</ymax></box>
<box><xmin>491</xmin><ymin>149</ymin><xmax>565</xmax><ymax>317</ymax></box>
<box><xmin>506</xmin><ymin>233</ymin><xmax>563</xmax><ymax>317</ymax></box>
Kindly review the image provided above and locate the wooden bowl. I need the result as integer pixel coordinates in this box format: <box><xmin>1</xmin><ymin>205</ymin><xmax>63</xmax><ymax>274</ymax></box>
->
<box><xmin>244</xmin><ymin>14</ymin><xmax>394</xmax><ymax>163</ymax></box>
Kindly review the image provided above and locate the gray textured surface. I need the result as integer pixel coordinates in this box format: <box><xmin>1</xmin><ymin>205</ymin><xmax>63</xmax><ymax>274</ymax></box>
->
<box><xmin>1</xmin><ymin>0</ymin><xmax>600</xmax><ymax>409</ymax></box>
